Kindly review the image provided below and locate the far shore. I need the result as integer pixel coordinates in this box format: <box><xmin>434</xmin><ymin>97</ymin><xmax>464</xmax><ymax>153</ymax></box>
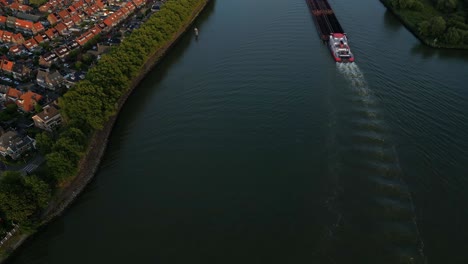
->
<box><xmin>380</xmin><ymin>0</ymin><xmax>468</xmax><ymax>50</ymax></box>
<box><xmin>0</xmin><ymin>0</ymin><xmax>211</xmax><ymax>262</ymax></box>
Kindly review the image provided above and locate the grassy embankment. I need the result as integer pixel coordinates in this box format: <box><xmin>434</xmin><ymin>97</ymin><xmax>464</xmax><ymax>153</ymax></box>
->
<box><xmin>381</xmin><ymin>0</ymin><xmax>468</xmax><ymax>49</ymax></box>
<box><xmin>0</xmin><ymin>0</ymin><xmax>210</xmax><ymax>261</ymax></box>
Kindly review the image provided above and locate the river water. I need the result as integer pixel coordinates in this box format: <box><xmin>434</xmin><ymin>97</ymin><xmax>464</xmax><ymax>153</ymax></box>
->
<box><xmin>8</xmin><ymin>0</ymin><xmax>468</xmax><ymax>263</ymax></box>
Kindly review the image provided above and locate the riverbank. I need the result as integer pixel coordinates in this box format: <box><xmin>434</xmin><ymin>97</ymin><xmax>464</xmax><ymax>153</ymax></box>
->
<box><xmin>0</xmin><ymin>0</ymin><xmax>211</xmax><ymax>262</ymax></box>
<box><xmin>380</xmin><ymin>0</ymin><xmax>468</xmax><ymax>49</ymax></box>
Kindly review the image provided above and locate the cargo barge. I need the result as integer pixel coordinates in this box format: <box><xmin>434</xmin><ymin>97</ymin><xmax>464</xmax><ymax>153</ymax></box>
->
<box><xmin>306</xmin><ymin>0</ymin><xmax>354</xmax><ymax>62</ymax></box>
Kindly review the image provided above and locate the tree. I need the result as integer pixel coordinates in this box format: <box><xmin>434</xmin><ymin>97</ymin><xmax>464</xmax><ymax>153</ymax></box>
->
<box><xmin>35</xmin><ymin>132</ymin><xmax>54</xmax><ymax>154</ymax></box>
<box><xmin>0</xmin><ymin>172</ymin><xmax>38</xmax><ymax>224</ymax></box>
<box><xmin>35</xmin><ymin>103</ymin><xmax>43</xmax><ymax>113</ymax></box>
<box><xmin>45</xmin><ymin>152</ymin><xmax>77</xmax><ymax>180</ymax></box>
<box><xmin>436</xmin><ymin>0</ymin><xmax>458</xmax><ymax>12</ymax></box>
<box><xmin>24</xmin><ymin>175</ymin><xmax>52</xmax><ymax>209</ymax></box>
<box><xmin>419</xmin><ymin>20</ymin><xmax>432</xmax><ymax>37</ymax></box>
<box><xmin>443</xmin><ymin>27</ymin><xmax>462</xmax><ymax>44</ymax></box>
<box><xmin>430</xmin><ymin>16</ymin><xmax>447</xmax><ymax>36</ymax></box>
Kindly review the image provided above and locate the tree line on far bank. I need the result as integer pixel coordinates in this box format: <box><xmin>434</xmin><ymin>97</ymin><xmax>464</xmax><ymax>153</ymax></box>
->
<box><xmin>386</xmin><ymin>0</ymin><xmax>468</xmax><ymax>46</ymax></box>
<box><xmin>0</xmin><ymin>0</ymin><xmax>206</xmax><ymax>237</ymax></box>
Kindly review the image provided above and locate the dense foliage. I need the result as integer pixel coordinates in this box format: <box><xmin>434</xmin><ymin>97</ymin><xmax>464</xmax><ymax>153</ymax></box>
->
<box><xmin>0</xmin><ymin>0</ymin><xmax>206</xmax><ymax>235</ymax></box>
<box><xmin>0</xmin><ymin>172</ymin><xmax>51</xmax><ymax>232</ymax></box>
<box><xmin>384</xmin><ymin>0</ymin><xmax>468</xmax><ymax>47</ymax></box>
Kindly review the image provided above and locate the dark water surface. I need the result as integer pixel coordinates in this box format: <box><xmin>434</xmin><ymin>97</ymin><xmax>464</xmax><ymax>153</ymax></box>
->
<box><xmin>8</xmin><ymin>0</ymin><xmax>468</xmax><ymax>263</ymax></box>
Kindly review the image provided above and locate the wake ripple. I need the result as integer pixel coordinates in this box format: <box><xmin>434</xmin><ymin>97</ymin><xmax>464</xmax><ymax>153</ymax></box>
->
<box><xmin>329</xmin><ymin>63</ymin><xmax>427</xmax><ymax>263</ymax></box>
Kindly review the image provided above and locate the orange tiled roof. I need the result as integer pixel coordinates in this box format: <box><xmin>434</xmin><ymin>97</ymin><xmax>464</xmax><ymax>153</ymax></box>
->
<box><xmin>45</xmin><ymin>28</ymin><xmax>57</xmax><ymax>39</ymax></box>
<box><xmin>10</xmin><ymin>3</ymin><xmax>33</xmax><ymax>12</ymax></box>
<box><xmin>132</xmin><ymin>0</ymin><xmax>143</xmax><ymax>7</ymax></box>
<box><xmin>0</xmin><ymin>16</ymin><xmax>6</xmax><ymax>24</ymax></box>
<box><xmin>71</xmin><ymin>14</ymin><xmax>81</xmax><ymax>24</ymax></box>
<box><xmin>24</xmin><ymin>38</ymin><xmax>38</xmax><ymax>51</ymax></box>
<box><xmin>125</xmin><ymin>2</ymin><xmax>135</xmax><ymax>10</ymax></box>
<box><xmin>96</xmin><ymin>0</ymin><xmax>104</xmax><ymax>9</ymax></box>
<box><xmin>72</xmin><ymin>0</ymin><xmax>84</xmax><ymax>10</ymax></box>
<box><xmin>18</xmin><ymin>91</ymin><xmax>43</xmax><ymax>112</ymax></box>
<box><xmin>54</xmin><ymin>22</ymin><xmax>67</xmax><ymax>33</ymax></box>
<box><xmin>58</xmin><ymin>9</ymin><xmax>70</xmax><ymax>20</ymax></box>
<box><xmin>48</xmin><ymin>13</ymin><xmax>58</xmax><ymax>24</ymax></box>
<box><xmin>34</xmin><ymin>34</ymin><xmax>45</xmax><ymax>43</ymax></box>
<box><xmin>90</xmin><ymin>25</ymin><xmax>101</xmax><ymax>35</ymax></box>
<box><xmin>33</xmin><ymin>22</ymin><xmax>45</xmax><ymax>32</ymax></box>
<box><xmin>67</xmin><ymin>5</ymin><xmax>76</xmax><ymax>14</ymax></box>
<box><xmin>12</xmin><ymin>33</ymin><xmax>24</xmax><ymax>43</ymax></box>
<box><xmin>15</xmin><ymin>19</ymin><xmax>34</xmax><ymax>31</ymax></box>
<box><xmin>1</xmin><ymin>60</ymin><xmax>14</xmax><ymax>72</ymax></box>
<box><xmin>7</xmin><ymin>88</ymin><xmax>21</xmax><ymax>99</ymax></box>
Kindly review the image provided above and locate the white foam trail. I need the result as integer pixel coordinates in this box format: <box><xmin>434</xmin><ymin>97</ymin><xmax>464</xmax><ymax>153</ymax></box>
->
<box><xmin>337</xmin><ymin>62</ymin><xmax>369</xmax><ymax>97</ymax></box>
<box><xmin>336</xmin><ymin>62</ymin><xmax>427</xmax><ymax>263</ymax></box>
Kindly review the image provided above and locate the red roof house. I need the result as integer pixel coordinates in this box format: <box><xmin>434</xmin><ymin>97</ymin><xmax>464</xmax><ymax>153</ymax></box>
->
<box><xmin>17</xmin><ymin>91</ymin><xmax>43</xmax><ymax>112</ymax></box>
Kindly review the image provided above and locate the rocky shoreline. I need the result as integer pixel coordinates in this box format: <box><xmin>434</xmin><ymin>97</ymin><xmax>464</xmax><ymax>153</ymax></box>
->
<box><xmin>0</xmin><ymin>0</ymin><xmax>211</xmax><ymax>262</ymax></box>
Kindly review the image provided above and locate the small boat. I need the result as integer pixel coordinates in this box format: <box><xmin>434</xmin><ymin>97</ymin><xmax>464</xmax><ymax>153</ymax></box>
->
<box><xmin>328</xmin><ymin>33</ymin><xmax>354</xmax><ymax>63</ymax></box>
<box><xmin>194</xmin><ymin>27</ymin><xmax>199</xmax><ymax>37</ymax></box>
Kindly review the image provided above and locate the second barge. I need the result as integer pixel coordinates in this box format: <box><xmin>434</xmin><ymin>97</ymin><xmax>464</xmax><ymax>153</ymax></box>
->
<box><xmin>306</xmin><ymin>0</ymin><xmax>354</xmax><ymax>62</ymax></box>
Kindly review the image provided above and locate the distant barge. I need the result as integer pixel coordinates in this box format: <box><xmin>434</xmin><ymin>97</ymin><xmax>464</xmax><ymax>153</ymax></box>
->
<box><xmin>306</xmin><ymin>0</ymin><xmax>354</xmax><ymax>62</ymax></box>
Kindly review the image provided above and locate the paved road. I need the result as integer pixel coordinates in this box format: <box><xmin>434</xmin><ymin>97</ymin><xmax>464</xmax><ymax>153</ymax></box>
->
<box><xmin>0</xmin><ymin>155</ymin><xmax>45</xmax><ymax>175</ymax></box>
<box><xmin>19</xmin><ymin>155</ymin><xmax>45</xmax><ymax>174</ymax></box>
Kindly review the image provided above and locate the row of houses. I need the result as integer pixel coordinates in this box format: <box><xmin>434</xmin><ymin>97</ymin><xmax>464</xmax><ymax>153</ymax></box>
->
<box><xmin>0</xmin><ymin>15</ymin><xmax>45</xmax><ymax>35</ymax></box>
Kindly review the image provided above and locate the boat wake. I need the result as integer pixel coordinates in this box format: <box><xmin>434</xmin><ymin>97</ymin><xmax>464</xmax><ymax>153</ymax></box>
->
<box><xmin>323</xmin><ymin>62</ymin><xmax>428</xmax><ymax>263</ymax></box>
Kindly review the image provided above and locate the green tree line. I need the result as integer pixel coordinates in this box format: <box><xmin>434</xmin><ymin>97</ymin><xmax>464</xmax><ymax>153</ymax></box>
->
<box><xmin>385</xmin><ymin>0</ymin><xmax>468</xmax><ymax>47</ymax></box>
<box><xmin>0</xmin><ymin>0</ymin><xmax>207</xmax><ymax>236</ymax></box>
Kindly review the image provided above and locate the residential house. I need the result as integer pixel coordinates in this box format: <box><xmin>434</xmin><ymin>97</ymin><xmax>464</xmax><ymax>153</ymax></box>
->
<box><xmin>12</xmin><ymin>33</ymin><xmax>25</xmax><ymax>44</ymax></box>
<box><xmin>68</xmin><ymin>41</ymin><xmax>79</xmax><ymax>50</ymax></box>
<box><xmin>11</xmin><ymin>63</ymin><xmax>31</xmax><ymax>80</ymax></box>
<box><xmin>33</xmin><ymin>22</ymin><xmax>45</xmax><ymax>33</ymax></box>
<box><xmin>5</xmin><ymin>88</ymin><xmax>22</xmax><ymax>102</ymax></box>
<box><xmin>6</xmin><ymin>16</ymin><xmax>16</xmax><ymax>29</ymax></box>
<box><xmin>9</xmin><ymin>3</ymin><xmax>33</xmax><ymax>13</ymax></box>
<box><xmin>34</xmin><ymin>34</ymin><xmax>45</xmax><ymax>44</ymax></box>
<box><xmin>23</xmin><ymin>38</ymin><xmax>39</xmax><ymax>51</ymax></box>
<box><xmin>39</xmin><ymin>3</ymin><xmax>52</xmax><ymax>13</ymax></box>
<box><xmin>125</xmin><ymin>2</ymin><xmax>136</xmax><ymax>13</ymax></box>
<box><xmin>8</xmin><ymin>45</ymin><xmax>23</xmax><ymax>55</ymax></box>
<box><xmin>54</xmin><ymin>22</ymin><xmax>68</xmax><ymax>36</ymax></box>
<box><xmin>45</xmin><ymin>28</ymin><xmax>58</xmax><ymax>40</ymax></box>
<box><xmin>32</xmin><ymin>104</ymin><xmax>62</xmax><ymax>131</ymax></box>
<box><xmin>72</xmin><ymin>0</ymin><xmax>85</xmax><ymax>11</ymax></box>
<box><xmin>47</xmin><ymin>13</ymin><xmax>58</xmax><ymax>25</ymax></box>
<box><xmin>0</xmin><ymin>130</ymin><xmax>35</xmax><ymax>160</ymax></box>
<box><xmin>67</xmin><ymin>5</ymin><xmax>77</xmax><ymax>15</ymax></box>
<box><xmin>15</xmin><ymin>19</ymin><xmax>35</xmax><ymax>34</ymax></box>
<box><xmin>39</xmin><ymin>52</ymin><xmax>58</xmax><ymax>67</ymax></box>
<box><xmin>63</xmin><ymin>19</ymin><xmax>74</xmax><ymax>29</ymax></box>
<box><xmin>70</xmin><ymin>14</ymin><xmax>81</xmax><ymax>25</ymax></box>
<box><xmin>0</xmin><ymin>31</ymin><xmax>13</xmax><ymax>43</ymax></box>
<box><xmin>58</xmin><ymin>9</ymin><xmax>70</xmax><ymax>21</ymax></box>
<box><xmin>54</xmin><ymin>45</ymin><xmax>70</xmax><ymax>59</ymax></box>
<box><xmin>36</xmin><ymin>70</ymin><xmax>64</xmax><ymax>90</ymax></box>
<box><xmin>132</xmin><ymin>0</ymin><xmax>144</xmax><ymax>8</ymax></box>
<box><xmin>16</xmin><ymin>91</ymin><xmax>42</xmax><ymax>112</ymax></box>
<box><xmin>0</xmin><ymin>59</ymin><xmax>14</xmax><ymax>74</ymax></box>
